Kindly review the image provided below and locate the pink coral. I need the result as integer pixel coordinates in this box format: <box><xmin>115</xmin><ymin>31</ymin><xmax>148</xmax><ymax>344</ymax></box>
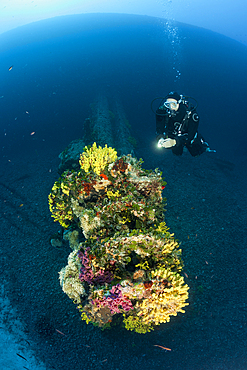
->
<box><xmin>78</xmin><ymin>248</ymin><xmax>114</xmax><ymax>285</ymax></box>
<box><xmin>92</xmin><ymin>284</ymin><xmax>133</xmax><ymax>314</ymax></box>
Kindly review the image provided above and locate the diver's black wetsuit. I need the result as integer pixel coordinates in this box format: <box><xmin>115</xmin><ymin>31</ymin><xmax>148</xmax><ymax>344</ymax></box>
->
<box><xmin>156</xmin><ymin>102</ymin><xmax>208</xmax><ymax>156</ymax></box>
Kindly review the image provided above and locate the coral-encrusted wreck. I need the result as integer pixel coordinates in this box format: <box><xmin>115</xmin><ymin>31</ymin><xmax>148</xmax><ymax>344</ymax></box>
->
<box><xmin>48</xmin><ymin>142</ymin><xmax>189</xmax><ymax>333</ymax></box>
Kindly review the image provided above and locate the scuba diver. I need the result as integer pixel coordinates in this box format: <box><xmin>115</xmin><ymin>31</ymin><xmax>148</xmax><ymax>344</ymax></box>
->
<box><xmin>153</xmin><ymin>91</ymin><xmax>215</xmax><ymax>156</ymax></box>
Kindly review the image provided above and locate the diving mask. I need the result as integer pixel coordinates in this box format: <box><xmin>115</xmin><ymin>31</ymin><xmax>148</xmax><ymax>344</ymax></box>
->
<box><xmin>164</xmin><ymin>98</ymin><xmax>179</xmax><ymax>111</ymax></box>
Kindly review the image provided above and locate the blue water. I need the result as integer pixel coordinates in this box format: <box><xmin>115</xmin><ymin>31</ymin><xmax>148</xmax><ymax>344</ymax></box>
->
<box><xmin>0</xmin><ymin>13</ymin><xmax>246</xmax><ymax>370</ymax></box>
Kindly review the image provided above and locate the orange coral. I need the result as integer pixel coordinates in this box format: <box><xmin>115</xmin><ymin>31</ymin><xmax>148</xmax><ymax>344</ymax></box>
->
<box><xmin>100</xmin><ymin>173</ymin><xmax>109</xmax><ymax>180</ymax></box>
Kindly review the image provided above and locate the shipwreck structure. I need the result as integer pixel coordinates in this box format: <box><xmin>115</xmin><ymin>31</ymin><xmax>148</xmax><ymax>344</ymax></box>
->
<box><xmin>58</xmin><ymin>95</ymin><xmax>136</xmax><ymax>174</ymax></box>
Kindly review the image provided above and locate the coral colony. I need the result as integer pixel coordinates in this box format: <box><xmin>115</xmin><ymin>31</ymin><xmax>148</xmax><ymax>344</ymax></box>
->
<box><xmin>48</xmin><ymin>143</ymin><xmax>189</xmax><ymax>333</ymax></box>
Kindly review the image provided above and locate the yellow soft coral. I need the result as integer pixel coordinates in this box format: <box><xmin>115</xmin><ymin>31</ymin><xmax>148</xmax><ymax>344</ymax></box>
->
<box><xmin>136</xmin><ymin>268</ymin><xmax>189</xmax><ymax>326</ymax></box>
<box><xmin>48</xmin><ymin>193</ymin><xmax>73</xmax><ymax>228</ymax></box>
<box><xmin>123</xmin><ymin>314</ymin><xmax>154</xmax><ymax>334</ymax></box>
<box><xmin>79</xmin><ymin>142</ymin><xmax>117</xmax><ymax>176</ymax></box>
<box><xmin>61</xmin><ymin>182</ymin><xmax>70</xmax><ymax>196</ymax></box>
<box><xmin>106</xmin><ymin>190</ymin><xmax>120</xmax><ymax>198</ymax></box>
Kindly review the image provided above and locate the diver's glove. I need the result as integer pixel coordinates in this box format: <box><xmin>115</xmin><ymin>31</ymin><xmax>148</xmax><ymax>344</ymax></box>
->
<box><xmin>157</xmin><ymin>138</ymin><xmax>176</xmax><ymax>148</ymax></box>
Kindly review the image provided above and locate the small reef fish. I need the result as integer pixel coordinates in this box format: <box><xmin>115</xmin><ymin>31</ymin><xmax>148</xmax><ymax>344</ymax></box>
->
<box><xmin>55</xmin><ymin>328</ymin><xmax>66</xmax><ymax>336</ymax></box>
<box><xmin>8</xmin><ymin>65</ymin><xmax>13</xmax><ymax>71</ymax></box>
<box><xmin>30</xmin><ymin>132</ymin><xmax>35</xmax><ymax>135</ymax></box>
<box><xmin>19</xmin><ymin>204</ymin><xmax>24</xmax><ymax>207</ymax></box>
<box><xmin>154</xmin><ymin>345</ymin><xmax>171</xmax><ymax>351</ymax></box>
<box><xmin>16</xmin><ymin>353</ymin><xmax>28</xmax><ymax>361</ymax></box>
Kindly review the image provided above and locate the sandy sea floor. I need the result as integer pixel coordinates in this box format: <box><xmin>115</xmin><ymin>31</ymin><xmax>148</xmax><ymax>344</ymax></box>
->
<box><xmin>0</xmin><ymin>144</ymin><xmax>246</xmax><ymax>370</ymax></box>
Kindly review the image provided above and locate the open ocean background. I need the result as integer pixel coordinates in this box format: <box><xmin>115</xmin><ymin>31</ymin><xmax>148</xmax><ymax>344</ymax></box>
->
<box><xmin>0</xmin><ymin>13</ymin><xmax>246</xmax><ymax>370</ymax></box>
